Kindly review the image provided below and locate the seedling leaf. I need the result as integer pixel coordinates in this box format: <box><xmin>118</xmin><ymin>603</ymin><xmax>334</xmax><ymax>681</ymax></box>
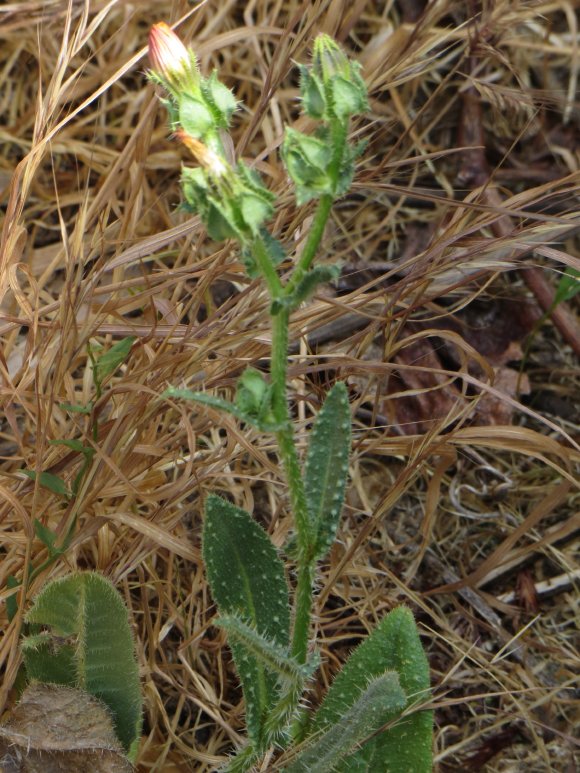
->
<box><xmin>203</xmin><ymin>495</ymin><xmax>290</xmax><ymax>743</ymax></box>
<box><xmin>554</xmin><ymin>267</ymin><xmax>580</xmax><ymax>305</ymax></box>
<box><xmin>304</xmin><ymin>382</ymin><xmax>351</xmax><ymax>559</ymax></box>
<box><xmin>93</xmin><ymin>337</ymin><xmax>135</xmax><ymax>383</ymax></box>
<box><xmin>49</xmin><ymin>438</ymin><xmax>92</xmax><ymax>455</ymax></box>
<box><xmin>33</xmin><ymin>518</ymin><xmax>60</xmax><ymax>554</ymax></box>
<box><xmin>163</xmin><ymin>386</ymin><xmax>284</xmax><ymax>431</ymax></box>
<box><xmin>59</xmin><ymin>402</ymin><xmax>92</xmax><ymax>414</ymax></box>
<box><xmin>6</xmin><ymin>575</ymin><xmax>20</xmax><ymax>622</ymax></box>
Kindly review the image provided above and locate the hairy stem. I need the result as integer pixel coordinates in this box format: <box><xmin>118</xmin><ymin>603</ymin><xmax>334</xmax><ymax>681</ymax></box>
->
<box><xmin>284</xmin><ymin>194</ymin><xmax>333</xmax><ymax>298</ymax></box>
<box><xmin>270</xmin><ymin>308</ymin><xmax>316</xmax><ymax>664</ymax></box>
<box><xmin>253</xmin><ymin>233</ymin><xmax>283</xmax><ymax>299</ymax></box>
<box><xmin>290</xmin><ymin>558</ymin><xmax>315</xmax><ymax>664</ymax></box>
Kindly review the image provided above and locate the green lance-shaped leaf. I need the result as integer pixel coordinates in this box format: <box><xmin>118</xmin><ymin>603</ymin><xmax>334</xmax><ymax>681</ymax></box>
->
<box><xmin>92</xmin><ymin>336</ymin><xmax>135</xmax><ymax>384</ymax></box>
<box><xmin>554</xmin><ymin>266</ymin><xmax>580</xmax><ymax>305</ymax></box>
<box><xmin>310</xmin><ymin>607</ymin><xmax>432</xmax><ymax>772</ymax></box>
<box><xmin>284</xmin><ymin>672</ymin><xmax>406</xmax><ymax>773</ymax></box>
<box><xmin>22</xmin><ymin>572</ymin><xmax>142</xmax><ymax>754</ymax></box>
<box><xmin>304</xmin><ymin>381</ymin><xmax>351</xmax><ymax>560</ymax></box>
<box><xmin>21</xmin><ymin>470</ymin><xmax>70</xmax><ymax>498</ymax></box>
<box><xmin>203</xmin><ymin>495</ymin><xmax>291</xmax><ymax>744</ymax></box>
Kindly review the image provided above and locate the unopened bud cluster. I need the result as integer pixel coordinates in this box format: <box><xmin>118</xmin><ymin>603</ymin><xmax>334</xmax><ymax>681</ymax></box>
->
<box><xmin>148</xmin><ymin>23</ymin><xmax>274</xmax><ymax>241</ymax></box>
<box><xmin>149</xmin><ymin>25</ymin><xmax>367</xmax><ymax>237</ymax></box>
<box><xmin>281</xmin><ymin>34</ymin><xmax>368</xmax><ymax>204</ymax></box>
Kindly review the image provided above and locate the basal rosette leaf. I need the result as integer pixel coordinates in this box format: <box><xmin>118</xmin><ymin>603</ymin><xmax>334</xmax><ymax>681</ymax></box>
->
<box><xmin>310</xmin><ymin>607</ymin><xmax>433</xmax><ymax>772</ymax></box>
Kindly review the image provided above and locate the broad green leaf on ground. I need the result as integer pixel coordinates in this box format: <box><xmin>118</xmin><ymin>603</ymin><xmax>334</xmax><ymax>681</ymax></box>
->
<box><xmin>23</xmin><ymin>572</ymin><xmax>142</xmax><ymax>754</ymax></box>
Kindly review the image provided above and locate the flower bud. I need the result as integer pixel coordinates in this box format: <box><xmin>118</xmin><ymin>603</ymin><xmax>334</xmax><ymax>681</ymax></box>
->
<box><xmin>301</xmin><ymin>34</ymin><xmax>368</xmax><ymax>121</ymax></box>
<box><xmin>311</xmin><ymin>34</ymin><xmax>351</xmax><ymax>82</ymax></box>
<box><xmin>148</xmin><ymin>22</ymin><xmax>199</xmax><ymax>94</ymax></box>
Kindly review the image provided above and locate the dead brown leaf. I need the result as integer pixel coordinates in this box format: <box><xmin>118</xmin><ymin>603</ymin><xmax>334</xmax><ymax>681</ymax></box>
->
<box><xmin>0</xmin><ymin>684</ymin><xmax>133</xmax><ymax>773</ymax></box>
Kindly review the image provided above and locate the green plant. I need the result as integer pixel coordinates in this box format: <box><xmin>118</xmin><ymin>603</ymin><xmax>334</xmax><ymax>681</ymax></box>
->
<box><xmin>21</xmin><ymin>571</ymin><xmax>142</xmax><ymax>759</ymax></box>
<box><xmin>150</xmin><ymin>22</ymin><xmax>432</xmax><ymax>771</ymax></box>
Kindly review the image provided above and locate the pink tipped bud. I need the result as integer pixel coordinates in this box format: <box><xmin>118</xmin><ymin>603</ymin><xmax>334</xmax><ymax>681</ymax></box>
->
<box><xmin>148</xmin><ymin>22</ymin><xmax>198</xmax><ymax>90</ymax></box>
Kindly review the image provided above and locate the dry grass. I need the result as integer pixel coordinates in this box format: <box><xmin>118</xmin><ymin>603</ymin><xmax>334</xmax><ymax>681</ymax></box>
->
<box><xmin>1</xmin><ymin>1</ymin><xmax>579</xmax><ymax>771</ymax></box>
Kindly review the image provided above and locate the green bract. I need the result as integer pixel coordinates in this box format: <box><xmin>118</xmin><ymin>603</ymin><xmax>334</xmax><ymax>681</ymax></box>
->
<box><xmin>202</xmin><ymin>70</ymin><xmax>238</xmax><ymax>126</ymax></box>
<box><xmin>281</xmin><ymin>126</ymin><xmax>357</xmax><ymax>204</ymax></box>
<box><xmin>181</xmin><ymin>162</ymin><xmax>274</xmax><ymax>241</ymax></box>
